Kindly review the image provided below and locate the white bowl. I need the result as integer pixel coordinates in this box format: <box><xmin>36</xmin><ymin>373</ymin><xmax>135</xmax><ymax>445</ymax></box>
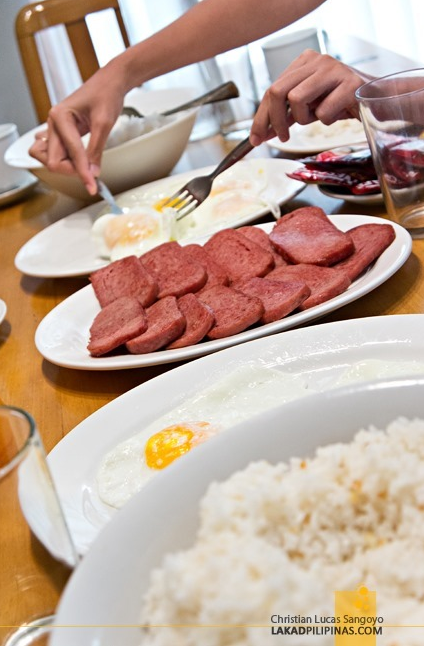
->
<box><xmin>51</xmin><ymin>376</ymin><xmax>424</xmax><ymax>646</ymax></box>
<box><xmin>5</xmin><ymin>87</ymin><xmax>198</xmax><ymax>201</ymax></box>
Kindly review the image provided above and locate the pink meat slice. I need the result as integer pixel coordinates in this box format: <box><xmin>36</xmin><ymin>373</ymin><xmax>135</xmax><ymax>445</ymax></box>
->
<box><xmin>269</xmin><ymin>206</ymin><xmax>355</xmax><ymax>266</ymax></box>
<box><xmin>267</xmin><ymin>264</ymin><xmax>351</xmax><ymax>310</ymax></box>
<box><xmin>333</xmin><ymin>223</ymin><xmax>396</xmax><ymax>281</ymax></box>
<box><xmin>183</xmin><ymin>243</ymin><xmax>229</xmax><ymax>289</ymax></box>
<box><xmin>166</xmin><ymin>293</ymin><xmax>215</xmax><ymax>349</ymax></box>
<box><xmin>90</xmin><ymin>255</ymin><xmax>158</xmax><ymax>308</ymax></box>
<box><xmin>198</xmin><ymin>284</ymin><xmax>264</xmax><ymax>339</ymax></box>
<box><xmin>140</xmin><ymin>241</ymin><xmax>207</xmax><ymax>298</ymax></box>
<box><xmin>87</xmin><ymin>296</ymin><xmax>147</xmax><ymax>357</ymax></box>
<box><xmin>239</xmin><ymin>225</ymin><xmax>287</xmax><ymax>267</ymax></box>
<box><xmin>126</xmin><ymin>296</ymin><xmax>186</xmax><ymax>354</ymax></box>
<box><xmin>235</xmin><ymin>277</ymin><xmax>311</xmax><ymax>323</ymax></box>
<box><xmin>204</xmin><ymin>229</ymin><xmax>275</xmax><ymax>284</ymax></box>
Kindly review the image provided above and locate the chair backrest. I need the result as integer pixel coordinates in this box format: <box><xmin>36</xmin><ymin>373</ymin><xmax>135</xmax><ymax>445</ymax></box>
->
<box><xmin>15</xmin><ymin>0</ymin><xmax>130</xmax><ymax>122</ymax></box>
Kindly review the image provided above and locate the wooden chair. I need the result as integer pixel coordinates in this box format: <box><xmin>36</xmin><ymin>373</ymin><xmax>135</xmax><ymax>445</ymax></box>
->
<box><xmin>15</xmin><ymin>0</ymin><xmax>130</xmax><ymax>122</ymax></box>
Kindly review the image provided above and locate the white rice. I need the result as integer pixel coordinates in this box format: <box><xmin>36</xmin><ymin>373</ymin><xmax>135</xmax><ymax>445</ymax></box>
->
<box><xmin>105</xmin><ymin>113</ymin><xmax>174</xmax><ymax>149</ymax></box>
<box><xmin>140</xmin><ymin>418</ymin><xmax>424</xmax><ymax>645</ymax></box>
<box><xmin>300</xmin><ymin>118</ymin><xmax>365</xmax><ymax>140</ymax></box>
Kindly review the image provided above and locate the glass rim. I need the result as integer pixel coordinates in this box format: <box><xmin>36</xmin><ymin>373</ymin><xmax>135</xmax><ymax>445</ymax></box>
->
<box><xmin>355</xmin><ymin>66</ymin><xmax>424</xmax><ymax>102</ymax></box>
<box><xmin>0</xmin><ymin>405</ymin><xmax>36</xmax><ymax>478</ymax></box>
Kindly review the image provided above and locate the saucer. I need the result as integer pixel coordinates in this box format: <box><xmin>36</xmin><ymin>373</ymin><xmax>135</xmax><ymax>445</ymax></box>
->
<box><xmin>318</xmin><ymin>184</ymin><xmax>384</xmax><ymax>205</ymax></box>
<box><xmin>0</xmin><ymin>174</ymin><xmax>38</xmax><ymax>208</ymax></box>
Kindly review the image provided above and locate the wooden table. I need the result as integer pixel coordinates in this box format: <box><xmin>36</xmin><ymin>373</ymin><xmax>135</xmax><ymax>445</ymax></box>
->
<box><xmin>1</xmin><ymin>131</ymin><xmax>424</xmax><ymax>641</ymax></box>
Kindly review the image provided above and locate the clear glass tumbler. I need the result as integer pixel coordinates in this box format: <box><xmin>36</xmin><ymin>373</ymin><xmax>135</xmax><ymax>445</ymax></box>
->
<box><xmin>0</xmin><ymin>405</ymin><xmax>78</xmax><ymax>646</ymax></box>
<box><xmin>356</xmin><ymin>68</ymin><xmax>424</xmax><ymax>235</ymax></box>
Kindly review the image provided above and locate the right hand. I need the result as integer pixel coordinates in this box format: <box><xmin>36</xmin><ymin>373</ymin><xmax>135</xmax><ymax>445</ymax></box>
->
<box><xmin>250</xmin><ymin>50</ymin><xmax>371</xmax><ymax>146</ymax></box>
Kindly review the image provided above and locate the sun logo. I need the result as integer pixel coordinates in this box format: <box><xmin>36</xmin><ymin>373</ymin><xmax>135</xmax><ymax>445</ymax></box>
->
<box><xmin>334</xmin><ymin>584</ymin><xmax>377</xmax><ymax>645</ymax></box>
<box><xmin>354</xmin><ymin>585</ymin><xmax>371</xmax><ymax>612</ymax></box>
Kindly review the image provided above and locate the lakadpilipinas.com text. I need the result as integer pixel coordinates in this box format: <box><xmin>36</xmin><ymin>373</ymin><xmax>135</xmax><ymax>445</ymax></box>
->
<box><xmin>270</xmin><ymin>614</ymin><xmax>383</xmax><ymax>637</ymax></box>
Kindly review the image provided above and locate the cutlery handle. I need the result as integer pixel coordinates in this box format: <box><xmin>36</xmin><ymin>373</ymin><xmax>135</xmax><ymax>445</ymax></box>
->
<box><xmin>96</xmin><ymin>179</ymin><xmax>123</xmax><ymax>215</ymax></box>
<box><xmin>209</xmin><ymin>137</ymin><xmax>254</xmax><ymax>180</ymax></box>
<box><xmin>163</xmin><ymin>81</ymin><xmax>240</xmax><ymax>116</ymax></box>
<box><xmin>121</xmin><ymin>106</ymin><xmax>142</xmax><ymax>118</ymax></box>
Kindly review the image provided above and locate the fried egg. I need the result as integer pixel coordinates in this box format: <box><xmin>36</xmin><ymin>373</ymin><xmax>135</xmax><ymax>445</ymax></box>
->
<box><xmin>91</xmin><ymin>160</ymin><xmax>280</xmax><ymax>259</ymax></box>
<box><xmin>176</xmin><ymin>160</ymin><xmax>280</xmax><ymax>237</ymax></box>
<box><xmin>178</xmin><ymin>189</ymin><xmax>280</xmax><ymax>239</ymax></box>
<box><xmin>96</xmin><ymin>364</ymin><xmax>312</xmax><ymax>509</ymax></box>
<box><xmin>91</xmin><ymin>206</ymin><xmax>177</xmax><ymax>261</ymax></box>
<box><xmin>332</xmin><ymin>358</ymin><xmax>424</xmax><ymax>387</ymax></box>
<box><xmin>97</xmin><ymin>421</ymin><xmax>221</xmax><ymax>508</ymax></box>
<box><xmin>96</xmin><ymin>358</ymin><xmax>424</xmax><ymax>510</ymax></box>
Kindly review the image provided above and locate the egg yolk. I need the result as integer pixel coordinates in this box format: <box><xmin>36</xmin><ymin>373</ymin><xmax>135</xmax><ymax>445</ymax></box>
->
<box><xmin>104</xmin><ymin>214</ymin><xmax>159</xmax><ymax>248</ymax></box>
<box><xmin>153</xmin><ymin>196</ymin><xmax>181</xmax><ymax>212</ymax></box>
<box><xmin>144</xmin><ymin>422</ymin><xmax>212</xmax><ymax>469</ymax></box>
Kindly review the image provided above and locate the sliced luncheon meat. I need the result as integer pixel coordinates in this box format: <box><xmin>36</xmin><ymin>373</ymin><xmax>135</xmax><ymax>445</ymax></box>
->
<box><xmin>199</xmin><ymin>284</ymin><xmax>264</xmax><ymax>339</ymax></box>
<box><xmin>166</xmin><ymin>293</ymin><xmax>215</xmax><ymax>349</ymax></box>
<box><xmin>269</xmin><ymin>206</ymin><xmax>354</xmax><ymax>266</ymax></box>
<box><xmin>88</xmin><ymin>296</ymin><xmax>147</xmax><ymax>357</ymax></box>
<box><xmin>86</xmin><ymin>212</ymin><xmax>396</xmax><ymax>358</ymax></box>
<box><xmin>126</xmin><ymin>296</ymin><xmax>186</xmax><ymax>354</ymax></box>
<box><xmin>239</xmin><ymin>225</ymin><xmax>287</xmax><ymax>267</ymax></box>
<box><xmin>90</xmin><ymin>255</ymin><xmax>158</xmax><ymax>308</ymax></box>
<box><xmin>204</xmin><ymin>229</ymin><xmax>274</xmax><ymax>284</ymax></box>
<box><xmin>183</xmin><ymin>243</ymin><xmax>229</xmax><ymax>290</ymax></box>
<box><xmin>235</xmin><ymin>276</ymin><xmax>311</xmax><ymax>323</ymax></box>
<box><xmin>141</xmin><ymin>241</ymin><xmax>207</xmax><ymax>298</ymax></box>
<box><xmin>267</xmin><ymin>264</ymin><xmax>351</xmax><ymax>310</ymax></box>
<box><xmin>333</xmin><ymin>223</ymin><xmax>395</xmax><ymax>281</ymax></box>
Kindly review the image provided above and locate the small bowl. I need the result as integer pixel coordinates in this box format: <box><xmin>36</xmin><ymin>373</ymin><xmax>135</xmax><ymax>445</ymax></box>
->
<box><xmin>4</xmin><ymin>87</ymin><xmax>199</xmax><ymax>202</ymax></box>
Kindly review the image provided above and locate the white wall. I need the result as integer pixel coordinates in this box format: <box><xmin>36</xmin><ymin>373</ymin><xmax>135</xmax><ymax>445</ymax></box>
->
<box><xmin>0</xmin><ymin>0</ymin><xmax>38</xmax><ymax>133</ymax></box>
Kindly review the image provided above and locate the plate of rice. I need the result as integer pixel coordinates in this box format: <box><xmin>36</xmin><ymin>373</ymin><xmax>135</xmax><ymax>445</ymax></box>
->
<box><xmin>267</xmin><ymin>119</ymin><xmax>368</xmax><ymax>155</ymax></box>
<box><xmin>51</xmin><ymin>376</ymin><xmax>424</xmax><ymax>646</ymax></box>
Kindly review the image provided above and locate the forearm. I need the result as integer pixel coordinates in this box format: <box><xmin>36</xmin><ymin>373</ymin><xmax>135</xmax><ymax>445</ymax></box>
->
<box><xmin>30</xmin><ymin>0</ymin><xmax>326</xmax><ymax>191</ymax></box>
<box><xmin>107</xmin><ymin>0</ymin><xmax>326</xmax><ymax>94</ymax></box>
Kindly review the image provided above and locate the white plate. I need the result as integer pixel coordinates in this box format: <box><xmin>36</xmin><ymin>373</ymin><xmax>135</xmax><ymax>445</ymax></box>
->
<box><xmin>318</xmin><ymin>184</ymin><xmax>384</xmax><ymax>205</ymax></box>
<box><xmin>0</xmin><ymin>299</ymin><xmax>7</xmax><ymax>324</ymax></box>
<box><xmin>267</xmin><ymin>119</ymin><xmax>368</xmax><ymax>155</ymax></box>
<box><xmin>34</xmin><ymin>215</ymin><xmax>412</xmax><ymax>370</ymax></box>
<box><xmin>14</xmin><ymin>158</ymin><xmax>304</xmax><ymax>278</ymax></box>
<box><xmin>51</xmin><ymin>374</ymin><xmax>424</xmax><ymax>646</ymax></box>
<box><xmin>0</xmin><ymin>173</ymin><xmax>38</xmax><ymax>208</ymax></box>
<box><xmin>23</xmin><ymin>313</ymin><xmax>424</xmax><ymax>563</ymax></box>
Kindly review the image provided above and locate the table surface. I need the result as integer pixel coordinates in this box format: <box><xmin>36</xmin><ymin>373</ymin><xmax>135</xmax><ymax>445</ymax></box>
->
<box><xmin>2</xmin><ymin>135</ymin><xmax>424</xmax><ymax>635</ymax></box>
<box><xmin>1</xmin><ymin>37</ymin><xmax>424</xmax><ymax>642</ymax></box>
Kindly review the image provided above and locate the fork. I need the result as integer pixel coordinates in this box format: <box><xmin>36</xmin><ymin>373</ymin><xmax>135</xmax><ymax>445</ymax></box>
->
<box><xmin>163</xmin><ymin>136</ymin><xmax>254</xmax><ymax>219</ymax></box>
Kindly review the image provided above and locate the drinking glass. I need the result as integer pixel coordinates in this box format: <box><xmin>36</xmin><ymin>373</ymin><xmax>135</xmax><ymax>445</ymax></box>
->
<box><xmin>356</xmin><ymin>68</ymin><xmax>424</xmax><ymax>235</ymax></box>
<box><xmin>0</xmin><ymin>405</ymin><xmax>79</xmax><ymax>646</ymax></box>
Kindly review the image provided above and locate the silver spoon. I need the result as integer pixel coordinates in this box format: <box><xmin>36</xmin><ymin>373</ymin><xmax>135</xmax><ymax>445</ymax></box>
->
<box><xmin>121</xmin><ymin>81</ymin><xmax>239</xmax><ymax>118</ymax></box>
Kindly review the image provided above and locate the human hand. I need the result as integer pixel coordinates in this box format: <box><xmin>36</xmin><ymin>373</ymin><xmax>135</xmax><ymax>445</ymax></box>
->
<box><xmin>250</xmin><ymin>50</ymin><xmax>371</xmax><ymax>146</ymax></box>
<box><xmin>29</xmin><ymin>64</ymin><xmax>127</xmax><ymax>195</ymax></box>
